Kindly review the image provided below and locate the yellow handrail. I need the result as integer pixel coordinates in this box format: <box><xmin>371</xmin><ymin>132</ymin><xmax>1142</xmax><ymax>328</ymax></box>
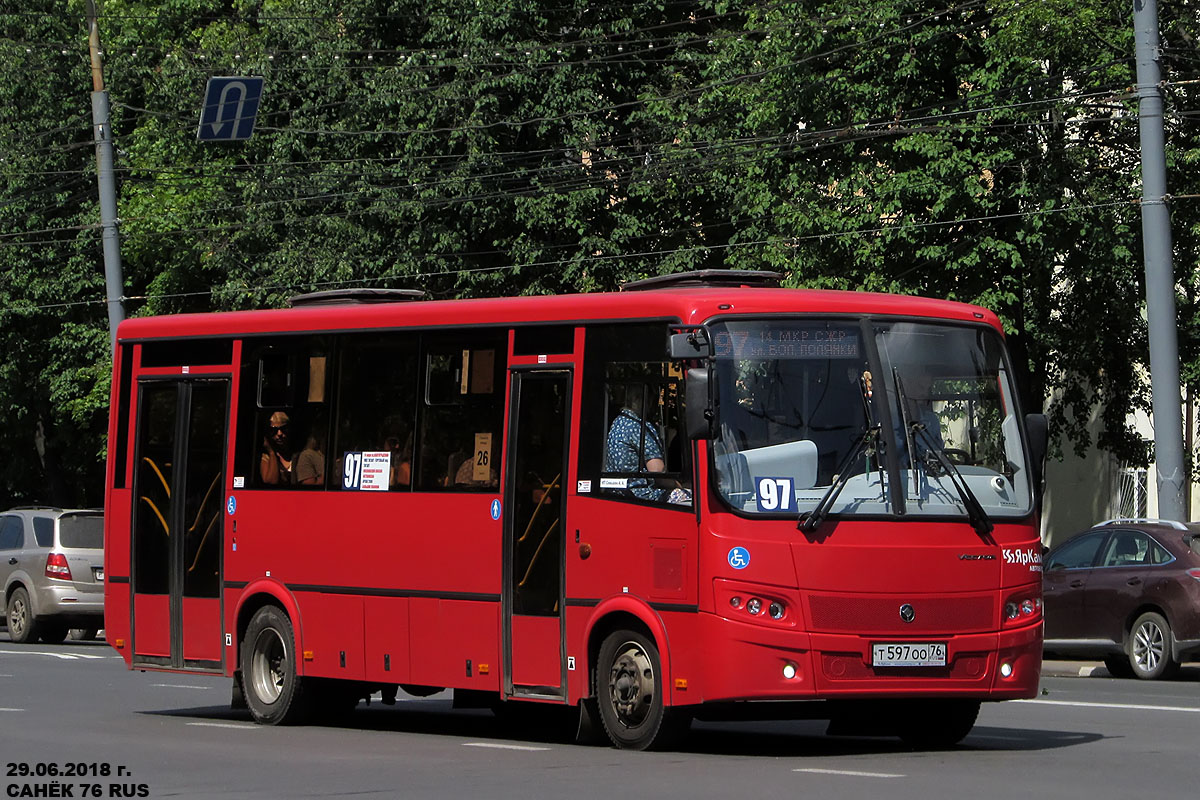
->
<box><xmin>517</xmin><ymin>473</ymin><xmax>561</xmax><ymax>545</ymax></box>
<box><xmin>187</xmin><ymin>511</ymin><xmax>219</xmax><ymax>573</ymax></box>
<box><xmin>188</xmin><ymin>473</ymin><xmax>221</xmax><ymax>534</ymax></box>
<box><xmin>142</xmin><ymin>456</ymin><xmax>171</xmax><ymax>498</ymax></box>
<box><xmin>518</xmin><ymin>518</ymin><xmax>560</xmax><ymax>589</ymax></box>
<box><xmin>138</xmin><ymin>496</ymin><xmax>169</xmax><ymax>537</ymax></box>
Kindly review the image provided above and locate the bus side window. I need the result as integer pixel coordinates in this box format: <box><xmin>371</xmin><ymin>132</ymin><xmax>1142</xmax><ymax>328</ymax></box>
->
<box><xmin>331</xmin><ymin>334</ymin><xmax>419</xmax><ymax>492</ymax></box>
<box><xmin>579</xmin><ymin>323</ymin><xmax>692</xmax><ymax>508</ymax></box>
<box><xmin>416</xmin><ymin>332</ymin><xmax>506</xmax><ymax>492</ymax></box>
<box><xmin>601</xmin><ymin>365</ymin><xmax>690</xmax><ymax>506</ymax></box>
<box><xmin>238</xmin><ymin>337</ymin><xmax>331</xmax><ymax>489</ymax></box>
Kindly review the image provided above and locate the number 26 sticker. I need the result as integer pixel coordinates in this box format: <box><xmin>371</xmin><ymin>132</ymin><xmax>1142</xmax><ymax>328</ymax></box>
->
<box><xmin>755</xmin><ymin>477</ymin><xmax>795</xmax><ymax>512</ymax></box>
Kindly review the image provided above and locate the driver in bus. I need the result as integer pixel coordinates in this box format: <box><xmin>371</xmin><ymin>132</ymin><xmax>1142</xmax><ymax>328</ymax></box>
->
<box><xmin>895</xmin><ymin>370</ymin><xmax>945</xmax><ymax>468</ymax></box>
<box><xmin>604</xmin><ymin>388</ymin><xmax>667</xmax><ymax>501</ymax></box>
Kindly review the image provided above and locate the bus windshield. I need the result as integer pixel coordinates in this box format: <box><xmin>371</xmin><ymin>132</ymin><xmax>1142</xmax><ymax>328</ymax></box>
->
<box><xmin>710</xmin><ymin>318</ymin><xmax>1033</xmax><ymax>520</ymax></box>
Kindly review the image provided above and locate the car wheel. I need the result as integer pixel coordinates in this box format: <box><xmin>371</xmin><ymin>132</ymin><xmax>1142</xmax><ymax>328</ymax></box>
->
<box><xmin>37</xmin><ymin>622</ymin><xmax>69</xmax><ymax>644</ymax></box>
<box><xmin>595</xmin><ymin>629</ymin><xmax>689</xmax><ymax>750</ymax></box>
<box><xmin>1130</xmin><ymin>611</ymin><xmax>1179</xmax><ymax>680</ymax></box>
<box><xmin>895</xmin><ymin>699</ymin><xmax>981</xmax><ymax>749</ymax></box>
<box><xmin>240</xmin><ymin>605</ymin><xmax>311</xmax><ymax>725</ymax></box>
<box><xmin>6</xmin><ymin>587</ymin><xmax>40</xmax><ymax>644</ymax></box>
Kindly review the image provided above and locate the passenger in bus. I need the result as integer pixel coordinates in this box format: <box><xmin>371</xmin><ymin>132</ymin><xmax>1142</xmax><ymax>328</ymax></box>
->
<box><xmin>295</xmin><ymin>430</ymin><xmax>325</xmax><ymax>486</ymax></box>
<box><xmin>387</xmin><ymin>433</ymin><xmax>412</xmax><ymax>488</ymax></box>
<box><xmin>259</xmin><ymin>411</ymin><xmax>295</xmax><ymax>485</ymax></box>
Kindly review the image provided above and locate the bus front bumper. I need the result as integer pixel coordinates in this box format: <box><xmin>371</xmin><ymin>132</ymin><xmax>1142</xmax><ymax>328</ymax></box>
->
<box><xmin>690</xmin><ymin>612</ymin><xmax>1042</xmax><ymax>705</ymax></box>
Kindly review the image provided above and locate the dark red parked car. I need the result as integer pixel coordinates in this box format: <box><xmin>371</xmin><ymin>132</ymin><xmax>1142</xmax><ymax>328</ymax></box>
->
<box><xmin>1043</xmin><ymin>518</ymin><xmax>1200</xmax><ymax>679</ymax></box>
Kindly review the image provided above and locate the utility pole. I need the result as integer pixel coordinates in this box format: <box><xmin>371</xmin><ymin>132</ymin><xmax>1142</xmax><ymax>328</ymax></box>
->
<box><xmin>1133</xmin><ymin>0</ymin><xmax>1187</xmax><ymax>521</ymax></box>
<box><xmin>87</xmin><ymin>0</ymin><xmax>125</xmax><ymax>349</ymax></box>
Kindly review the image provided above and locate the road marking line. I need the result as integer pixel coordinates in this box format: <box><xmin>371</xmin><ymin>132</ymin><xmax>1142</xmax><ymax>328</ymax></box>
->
<box><xmin>152</xmin><ymin>684</ymin><xmax>213</xmax><ymax>690</ymax></box>
<box><xmin>0</xmin><ymin>708</ymin><xmax>24</xmax><ymax>712</ymax></box>
<box><xmin>793</xmin><ymin>768</ymin><xmax>905</xmax><ymax>778</ymax></box>
<box><xmin>463</xmin><ymin>743</ymin><xmax>551</xmax><ymax>751</ymax></box>
<box><xmin>0</xmin><ymin>648</ymin><xmax>109</xmax><ymax>660</ymax></box>
<box><xmin>1018</xmin><ymin>699</ymin><xmax>1200</xmax><ymax>713</ymax></box>
<box><xmin>186</xmin><ymin>722</ymin><xmax>258</xmax><ymax>729</ymax></box>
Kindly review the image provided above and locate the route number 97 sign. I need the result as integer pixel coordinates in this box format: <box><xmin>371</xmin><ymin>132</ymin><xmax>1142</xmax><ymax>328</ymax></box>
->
<box><xmin>755</xmin><ymin>477</ymin><xmax>794</xmax><ymax>512</ymax></box>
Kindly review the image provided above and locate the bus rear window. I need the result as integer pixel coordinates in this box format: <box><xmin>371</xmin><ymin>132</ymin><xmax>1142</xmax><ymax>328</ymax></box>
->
<box><xmin>59</xmin><ymin>515</ymin><xmax>105</xmax><ymax>549</ymax></box>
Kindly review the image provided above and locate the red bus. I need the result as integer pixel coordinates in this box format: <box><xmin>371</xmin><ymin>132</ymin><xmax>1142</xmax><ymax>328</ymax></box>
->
<box><xmin>102</xmin><ymin>270</ymin><xmax>1047</xmax><ymax>750</ymax></box>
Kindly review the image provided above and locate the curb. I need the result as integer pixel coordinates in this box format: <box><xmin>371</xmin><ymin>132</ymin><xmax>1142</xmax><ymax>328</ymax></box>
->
<box><xmin>1041</xmin><ymin>661</ymin><xmax>1107</xmax><ymax>678</ymax></box>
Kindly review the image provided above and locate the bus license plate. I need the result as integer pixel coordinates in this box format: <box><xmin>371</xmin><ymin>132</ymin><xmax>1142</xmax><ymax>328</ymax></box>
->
<box><xmin>872</xmin><ymin>642</ymin><xmax>947</xmax><ymax>667</ymax></box>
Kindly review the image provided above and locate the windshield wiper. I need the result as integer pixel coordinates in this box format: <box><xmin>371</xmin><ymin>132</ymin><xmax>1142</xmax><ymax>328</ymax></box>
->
<box><xmin>912</xmin><ymin>424</ymin><xmax>994</xmax><ymax>540</ymax></box>
<box><xmin>798</xmin><ymin>425</ymin><xmax>880</xmax><ymax>533</ymax></box>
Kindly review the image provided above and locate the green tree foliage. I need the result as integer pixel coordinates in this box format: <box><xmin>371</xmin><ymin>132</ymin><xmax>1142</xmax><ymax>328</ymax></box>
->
<box><xmin>1</xmin><ymin>0</ymin><xmax>1196</xmax><ymax>505</ymax></box>
<box><xmin>0</xmin><ymin>0</ymin><xmax>110</xmax><ymax>506</ymax></box>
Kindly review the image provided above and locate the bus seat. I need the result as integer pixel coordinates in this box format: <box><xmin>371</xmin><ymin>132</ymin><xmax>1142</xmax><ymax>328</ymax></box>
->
<box><xmin>740</xmin><ymin>439</ymin><xmax>818</xmax><ymax>489</ymax></box>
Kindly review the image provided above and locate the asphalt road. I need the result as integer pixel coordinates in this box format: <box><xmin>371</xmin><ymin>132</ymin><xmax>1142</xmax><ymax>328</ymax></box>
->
<box><xmin>2</xmin><ymin>634</ymin><xmax>1198</xmax><ymax>799</ymax></box>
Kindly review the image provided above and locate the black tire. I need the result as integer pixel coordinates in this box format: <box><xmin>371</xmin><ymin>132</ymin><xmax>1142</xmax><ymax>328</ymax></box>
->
<box><xmin>895</xmin><ymin>699</ymin><xmax>980</xmax><ymax>749</ymax></box>
<box><xmin>71</xmin><ymin>627</ymin><xmax>99</xmax><ymax>641</ymax></box>
<box><xmin>6</xmin><ymin>586</ymin><xmax>39</xmax><ymax>644</ymax></box>
<box><xmin>595</xmin><ymin>629</ymin><xmax>688</xmax><ymax>751</ymax></box>
<box><xmin>1129</xmin><ymin>611</ymin><xmax>1179</xmax><ymax>680</ymax></box>
<box><xmin>240</xmin><ymin>606</ymin><xmax>310</xmax><ymax>725</ymax></box>
<box><xmin>1103</xmin><ymin>654</ymin><xmax>1135</xmax><ymax>679</ymax></box>
<box><xmin>37</xmin><ymin>622</ymin><xmax>69</xmax><ymax>644</ymax></box>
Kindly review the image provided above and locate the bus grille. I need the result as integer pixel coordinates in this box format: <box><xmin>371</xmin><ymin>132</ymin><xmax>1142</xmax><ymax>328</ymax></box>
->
<box><xmin>807</xmin><ymin>594</ymin><xmax>994</xmax><ymax>635</ymax></box>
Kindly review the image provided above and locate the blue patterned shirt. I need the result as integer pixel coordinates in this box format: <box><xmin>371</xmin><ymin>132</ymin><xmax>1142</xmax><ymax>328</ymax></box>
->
<box><xmin>604</xmin><ymin>410</ymin><xmax>665</xmax><ymax>500</ymax></box>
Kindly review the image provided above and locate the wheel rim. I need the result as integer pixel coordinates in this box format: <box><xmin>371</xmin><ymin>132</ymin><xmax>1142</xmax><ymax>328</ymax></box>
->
<box><xmin>8</xmin><ymin>595</ymin><xmax>27</xmax><ymax>638</ymax></box>
<box><xmin>250</xmin><ymin>627</ymin><xmax>288</xmax><ymax>704</ymax></box>
<box><xmin>607</xmin><ymin>641</ymin><xmax>655</xmax><ymax>729</ymax></box>
<box><xmin>1133</xmin><ymin>620</ymin><xmax>1165</xmax><ymax>673</ymax></box>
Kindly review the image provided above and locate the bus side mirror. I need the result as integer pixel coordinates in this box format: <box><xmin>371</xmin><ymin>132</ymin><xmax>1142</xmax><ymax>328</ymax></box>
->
<box><xmin>670</xmin><ymin>328</ymin><xmax>711</xmax><ymax>358</ymax></box>
<box><xmin>685</xmin><ymin>367</ymin><xmax>717</xmax><ymax>440</ymax></box>
<box><xmin>1025</xmin><ymin>412</ymin><xmax>1048</xmax><ymax>496</ymax></box>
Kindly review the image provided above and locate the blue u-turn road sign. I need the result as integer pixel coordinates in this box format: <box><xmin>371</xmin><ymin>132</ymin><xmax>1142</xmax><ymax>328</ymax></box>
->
<box><xmin>197</xmin><ymin>76</ymin><xmax>264</xmax><ymax>142</ymax></box>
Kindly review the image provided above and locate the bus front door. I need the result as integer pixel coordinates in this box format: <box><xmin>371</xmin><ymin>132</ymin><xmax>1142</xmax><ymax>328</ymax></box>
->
<box><xmin>503</xmin><ymin>369</ymin><xmax>571</xmax><ymax>699</ymax></box>
<box><xmin>130</xmin><ymin>379</ymin><xmax>228</xmax><ymax>671</ymax></box>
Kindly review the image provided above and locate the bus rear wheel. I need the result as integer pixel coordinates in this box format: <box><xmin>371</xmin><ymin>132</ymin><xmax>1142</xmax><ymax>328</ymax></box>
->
<box><xmin>595</xmin><ymin>629</ymin><xmax>688</xmax><ymax>751</ymax></box>
<box><xmin>241</xmin><ymin>606</ymin><xmax>310</xmax><ymax>725</ymax></box>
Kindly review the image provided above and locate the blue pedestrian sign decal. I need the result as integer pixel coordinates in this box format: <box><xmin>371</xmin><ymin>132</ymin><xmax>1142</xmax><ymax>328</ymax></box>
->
<box><xmin>728</xmin><ymin>547</ymin><xmax>750</xmax><ymax>569</ymax></box>
<box><xmin>227</xmin><ymin>495</ymin><xmax>237</xmax><ymax>516</ymax></box>
<box><xmin>490</xmin><ymin>499</ymin><xmax>502</xmax><ymax>520</ymax></box>
<box><xmin>198</xmin><ymin>76</ymin><xmax>264</xmax><ymax>142</ymax></box>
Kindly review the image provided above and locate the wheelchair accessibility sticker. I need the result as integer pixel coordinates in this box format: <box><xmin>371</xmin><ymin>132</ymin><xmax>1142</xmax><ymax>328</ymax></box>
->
<box><xmin>227</xmin><ymin>495</ymin><xmax>236</xmax><ymax>516</ymax></box>
<box><xmin>728</xmin><ymin>546</ymin><xmax>750</xmax><ymax>569</ymax></box>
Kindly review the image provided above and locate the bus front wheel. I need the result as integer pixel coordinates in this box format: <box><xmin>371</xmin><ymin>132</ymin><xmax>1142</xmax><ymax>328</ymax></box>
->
<box><xmin>241</xmin><ymin>605</ymin><xmax>310</xmax><ymax>725</ymax></box>
<box><xmin>595</xmin><ymin>629</ymin><xmax>688</xmax><ymax>750</ymax></box>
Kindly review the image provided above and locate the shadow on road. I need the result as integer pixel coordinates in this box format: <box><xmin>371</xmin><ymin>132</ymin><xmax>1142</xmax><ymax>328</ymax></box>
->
<box><xmin>140</xmin><ymin>698</ymin><xmax>1106</xmax><ymax>756</ymax></box>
